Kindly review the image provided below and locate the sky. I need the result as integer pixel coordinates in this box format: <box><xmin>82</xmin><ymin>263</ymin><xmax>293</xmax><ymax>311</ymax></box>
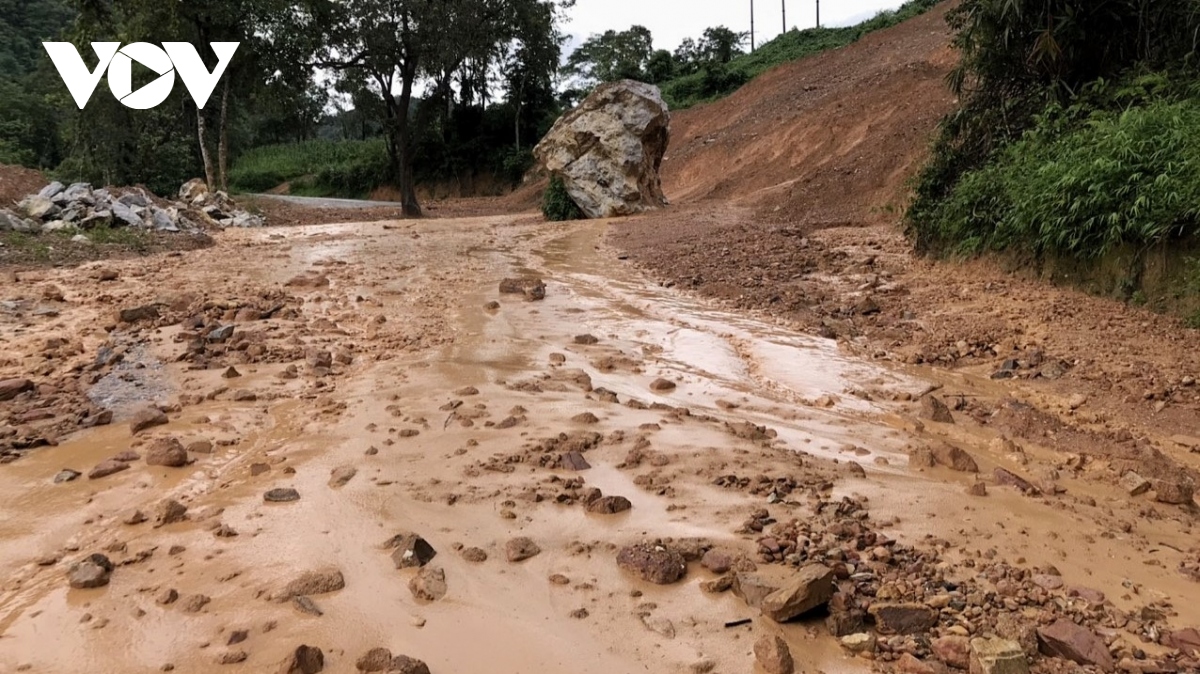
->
<box><xmin>563</xmin><ymin>0</ymin><xmax>910</xmax><ymax>54</ymax></box>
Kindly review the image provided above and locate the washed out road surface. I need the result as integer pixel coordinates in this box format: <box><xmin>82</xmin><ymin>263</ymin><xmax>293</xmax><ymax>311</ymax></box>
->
<box><xmin>0</xmin><ymin>214</ymin><xmax>1197</xmax><ymax>673</ymax></box>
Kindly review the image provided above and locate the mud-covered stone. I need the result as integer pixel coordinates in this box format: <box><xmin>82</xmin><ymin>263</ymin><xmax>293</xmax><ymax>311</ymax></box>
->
<box><xmin>617</xmin><ymin>543</ymin><xmax>686</xmax><ymax>584</ymax></box>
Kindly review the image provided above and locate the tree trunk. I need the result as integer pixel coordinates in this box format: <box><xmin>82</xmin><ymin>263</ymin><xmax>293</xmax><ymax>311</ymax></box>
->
<box><xmin>217</xmin><ymin>79</ymin><xmax>230</xmax><ymax>192</ymax></box>
<box><xmin>196</xmin><ymin>107</ymin><xmax>215</xmax><ymax>190</ymax></box>
<box><xmin>396</xmin><ymin>64</ymin><xmax>421</xmax><ymax>217</ymax></box>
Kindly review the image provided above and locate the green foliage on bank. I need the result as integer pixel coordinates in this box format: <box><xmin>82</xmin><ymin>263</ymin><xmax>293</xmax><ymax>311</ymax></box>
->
<box><xmin>541</xmin><ymin>175</ymin><xmax>584</xmax><ymax>221</ymax></box>
<box><xmin>659</xmin><ymin>0</ymin><xmax>943</xmax><ymax>109</ymax></box>
<box><xmin>228</xmin><ymin>139</ymin><xmax>389</xmax><ymax>197</ymax></box>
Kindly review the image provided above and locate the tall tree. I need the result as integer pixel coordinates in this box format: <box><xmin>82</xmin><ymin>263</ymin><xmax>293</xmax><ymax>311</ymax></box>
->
<box><xmin>564</xmin><ymin>25</ymin><xmax>655</xmax><ymax>86</ymax></box>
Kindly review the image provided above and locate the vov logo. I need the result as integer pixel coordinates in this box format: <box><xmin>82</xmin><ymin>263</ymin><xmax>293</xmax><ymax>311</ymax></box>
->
<box><xmin>42</xmin><ymin>42</ymin><xmax>239</xmax><ymax>110</ymax></box>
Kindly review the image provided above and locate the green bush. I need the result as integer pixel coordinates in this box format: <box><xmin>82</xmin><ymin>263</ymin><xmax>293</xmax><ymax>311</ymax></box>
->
<box><xmin>229</xmin><ymin>139</ymin><xmax>389</xmax><ymax>196</ymax></box>
<box><xmin>542</xmin><ymin>175</ymin><xmax>584</xmax><ymax>221</ymax></box>
<box><xmin>914</xmin><ymin>96</ymin><xmax>1200</xmax><ymax>258</ymax></box>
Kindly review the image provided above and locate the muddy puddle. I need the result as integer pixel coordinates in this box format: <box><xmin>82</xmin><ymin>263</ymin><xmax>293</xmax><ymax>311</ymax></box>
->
<box><xmin>0</xmin><ymin>215</ymin><xmax>1196</xmax><ymax>673</ymax></box>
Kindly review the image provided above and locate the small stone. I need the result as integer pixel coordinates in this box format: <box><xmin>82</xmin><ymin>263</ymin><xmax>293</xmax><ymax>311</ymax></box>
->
<box><xmin>732</xmin><ymin>572</ymin><xmax>781</xmax><ymax>609</ymax></box>
<box><xmin>218</xmin><ymin>651</ymin><xmax>248</xmax><ymax>665</ymax></box>
<box><xmin>919</xmin><ymin>395</ymin><xmax>954</xmax><ymax>423</ymax></box>
<box><xmin>505</xmin><ymin>537</ymin><xmax>541</xmax><ymax>562</ymax></box>
<box><xmin>1120</xmin><ymin>471</ymin><xmax>1151</xmax><ymax>496</ymax></box>
<box><xmin>649</xmin><ymin>378</ymin><xmax>676</xmax><ymax>392</ymax></box>
<box><xmin>967</xmin><ymin>481</ymin><xmax>988</xmax><ymax>496</ymax></box>
<box><xmin>53</xmin><ymin>469</ymin><xmax>82</xmax><ymax>483</ymax></box>
<box><xmin>88</xmin><ymin>458</ymin><xmax>130</xmax><ymax>479</ymax></box>
<box><xmin>571</xmin><ymin>412</ymin><xmax>600</xmax><ymax>424</ymax></box>
<box><xmin>292</xmin><ymin>596</ymin><xmax>322</xmax><ymax>616</ymax></box>
<box><xmin>841</xmin><ymin>632</ymin><xmax>877</xmax><ymax>655</ymax></box>
<box><xmin>264</xmin><ymin>488</ymin><xmax>301</xmax><ymax>502</ymax></box>
<box><xmin>701</xmin><ymin>548</ymin><xmax>735</xmax><ymax>574</ymax></box>
<box><xmin>1152</xmin><ymin>479</ymin><xmax>1195</xmax><ymax>505</ymax></box>
<box><xmin>616</xmin><ymin>543</ymin><xmax>686</xmax><ymax>584</ymax></box>
<box><xmin>408</xmin><ymin>566</ymin><xmax>447</xmax><ymax>601</ymax></box>
<box><xmin>67</xmin><ymin>554</ymin><xmax>113</xmax><ymax>589</ymax></box>
<box><xmin>356</xmin><ymin>648</ymin><xmax>392</xmax><ymax>672</ymax></box>
<box><xmin>931</xmin><ymin>441</ymin><xmax>978</xmax><ymax>472</ymax></box>
<box><xmin>145</xmin><ymin>437</ymin><xmax>188</xmax><ymax>467</ymax></box>
<box><xmin>123</xmin><ymin>509</ymin><xmax>148</xmax><ymax>525</ymax></box>
<box><xmin>868</xmin><ymin>602</ymin><xmax>939</xmax><ymax>635</ymax></box>
<box><xmin>586</xmin><ymin>495</ymin><xmax>632</xmax><ymax>514</ymax></box>
<box><xmin>970</xmin><ymin>637</ymin><xmax>1029</xmax><ymax>674</ymax></box>
<box><xmin>328</xmin><ymin>465</ymin><xmax>357</xmax><ymax>488</ymax></box>
<box><xmin>760</xmin><ymin>564</ymin><xmax>835</xmax><ymax>622</ymax></box>
<box><xmin>461</xmin><ymin>547</ymin><xmax>488</xmax><ymax>563</ymax></box>
<box><xmin>154</xmin><ymin>499</ymin><xmax>188</xmax><ymax>526</ymax></box>
<box><xmin>1037</xmin><ymin>619</ymin><xmax>1114</xmax><ymax>671</ymax></box>
<box><xmin>498</xmin><ymin>277</ymin><xmax>546</xmax><ymax>301</ymax></box>
<box><xmin>754</xmin><ymin>635</ymin><xmax>794</xmax><ymax>674</ymax></box>
<box><xmin>156</xmin><ymin>588</ymin><xmax>178</xmax><ymax>605</ymax></box>
<box><xmin>222</xmin><ymin>366</ymin><xmax>241</xmax><ymax>379</ymax></box>
<box><xmin>277</xmin><ymin>645</ymin><xmax>324</xmax><ymax>674</ymax></box>
<box><xmin>574</xmin><ymin>334</ymin><xmax>599</xmax><ymax>345</ymax></box>
<box><xmin>389</xmin><ymin>655</ymin><xmax>430</xmax><ymax>674</ymax></box>
<box><xmin>280</xmin><ymin>568</ymin><xmax>345</xmax><ymax>599</ymax></box>
<box><xmin>180</xmin><ymin>594</ymin><xmax>211</xmax><ymax>613</ymax></box>
<box><xmin>386</xmin><ymin>533</ymin><xmax>438</xmax><ymax>568</ymax></box>
<box><xmin>931</xmin><ymin>635</ymin><xmax>970</xmax><ymax>669</ymax></box>
<box><xmin>129</xmin><ymin>407</ymin><xmax>169</xmax><ymax>434</ymax></box>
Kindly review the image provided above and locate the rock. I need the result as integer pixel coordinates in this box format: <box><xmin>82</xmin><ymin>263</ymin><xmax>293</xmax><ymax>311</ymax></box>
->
<box><xmin>732</xmin><ymin>572</ymin><xmax>781</xmax><ymax>609</ymax></box>
<box><xmin>498</xmin><ymin>277</ymin><xmax>546</xmax><ymax>301</ymax></box>
<box><xmin>970</xmin><ymin>637</ymin><xmax>1029</xmax><ymax>674</ymax></box>
<box><xmin>222</xmin><ymin>366</ymin><xmax>241</xmax><ymax>379</ymax></box>
<box><xmin>649</xmin><ymin>378</ymin><xmax>676</xmax><ymax>392</ymax></box>
<box><xmin>1066</xmin><ymin>586</ymin><xmax>1105</xmax><ymax>604</ymax></box>
<box><xmin>931</xmin><ymin>442</ymin><xmax>979</xmax><ymax>472</ymax></box>
<box><xmin>129</xmin><ymin>407</ymin><xmax>168</xmax><ymax>434</ymax></box>
<box><xmin>123</xmin><ymin>509</ymin><xmax>148</xmax><ymax>525</ymax></box>
<box><xmin>145</xmin><ymin>438</ymin><xmax>188</xmax><ymax>467</ymax></box>
<box><xmin>18</xmin><ymin>195</ymin><xmax>60</xmax><ymax>220</ymax></box>
<box><xmin>88</xmin><ymin>459</ymin><xmax>130</xmax><ymax>479</ymax></box>
<box><xmin>67</xmin><ymin>554</ymin><xmax>113</xmax><ymax>589</ymax></box>
<box><xmin>264</xmin><ymin>488</ymin><xmax>301</xmax><ymax>502</ymax></box>
<box><xmin>574</xmin><ymin>334</ymin><xmax>599</xmax><ymax>345</ymax></box>
<box><xmin>896</xmin><ymin>653</ymin><xmax>947</xmax><ymax>674</ymax></box>
<box><xmin>994</xmin><ymin>468</ymin><xmax>1040</xmax><ymax>495</ymax></box>
<box><xmin>1163</xmin><ymin>628</ymin><xmax>1200</xmax><ymax>656</ymax></box>
<box><xmin>1037</xmin><ymin>619</ymin><xmax>1115</xmax><ymax>672</ymax></box>
<box><xmin>356</xmin><ymin>648</ymin><xmax>392</xmax><ymax>672</ymax></box>
<box><xmin>760</xmin><ymin>564</ymin><xmax>835</xmax><ymax>622</ymax></box>
<box><xmin>841</xmin><ymin>633</ymin><xmax>878</xmax><ymax>655</ymax></box>
<box><xmin>389</xmin><ymin>655</ymin><xmax>431</xmax><ymax>674</ymax></box>
<box><xmin>292</xmin><ymin>596</ymin><xmax>322</xmax><ymax>616</ymax></box>
<box><xmin>156</xmin><ymin>588</ymin><xmax>179</xmax><ymax>605</ymax></box>
<box><xmin>616</xmin><ymin>543</ymin><xmax>686</xmax><ymax>584</ymax></box>
<box><xmin>701</xmin><ymin>548</ymin><xmax>735</xmax><ymax>574</ymax></box>
<box><xmin>967</xmin><ymin>481</ymin><xmax>988</xmax><ymax>496</ymax></box>
<box><xmin>208</xmin><ymin>325</ymin><xmax>235</xmax><ymax>342</ymax></box>
<box><xmin>561</xmin><ymin>451</ymin><xmax>591</xmax><ymax>470</ymax></box>
<box><xmin>54</xmin><ymin>469</ymin><xmax>82</xmax><ymax>483</ymax></box>
<box><xmin>186</xmin><ymin>440</ymin><xmax>214</xmax><ymax>454</ymax></box>
<box><xmin>408</xmin><ymin>566</ymin><xmax>447</xmax><ymax>601</ymax></box>
<box><xmin>533</xmin><ymin>80</ymin><xmax>669</xmax><ymax>219</ymax></box>
<box><xmin>154</xmin><ymin>498</ymin><xmax>188</xmax><ymax>526</ymax></box>
<box><xmin>180</xmin><ymin>178</ymin><xmax>209</xmax><ymax>202</ymax></box>
<box><xmin>932</xmin><ymin>635</ymin><xmax>971</xmax><ymax>669</ymax></box>
<box><xmin>0</xmin><ymin>379</ymin><xmax>34</xmax><ymax>401</ymax></box>
<box><xmin>387</xmin><ymin>533</ymin><xmax>438</xmax><ymax>568</ymax></box>
<box><xmin>0</xmin><ymin>209</ymin><xmax>37</xmax><ymax>232</ymax></box>
<box><xmin>586</xmin><ymin>495</ymin><xmax>632</xmax><ymax>514</ymax></box>
<box><xmin>281</xmin><ymin>568</ymin><xmax>345</xmax><ymax>599</ymax></box>
<box><xmin>277</xmin><ymin>645</ymin><xmax>324</xmax><ymax>674</ymax></box>
<box><xmin>218</xmin><ymin>651</ymin><xmax>248</xmax><ymax>665</ymax></box>
<box><xmin>1119</xmin><ymin>471</ymin><xmax>1151</xmax><ymax>496</ymax></box>
<box><xmin>461</xmin><ymin>547</ymin><xmax>488</xmax><ymax>563</ymax></box>
<box><xmin>1152</xmin><ymin>478</ymin><xmax>1195</xmax><ymax>505</ymax></box>
<box><xmin>753</xmin><ymin>635</ymin><xmax>795</xmax><ymax>674</ymax></box>
<box><xmin>920</xmin><ymin>396</ymin><xmax>954</xmax><ymax>423</ymax></box>
<box><xmin>118</xmin><ymin>304</ymin><xmax>159</xmax><ymax>324</ymax></box>
<box><xmin>1031</xmin><ymin>574</ymin><xmax>1064</xmax><ymax>591</ymax></box>
<box><xmin>38</xmin><ymin>181</ymin><xmax>65</xmax><ymax>200</ymax></box>
<box><xmin>328</xmin><ymin>465</ymin><xmax>357</xmax><ymax>488</ymax></box>
<box><xmin>869</xmin><ymin>602</ymin><xmax>939</xmax><ymax>635</ymax></box>
<box><xmin>505</xmin><ymin>537</ymin><xmax>542</xmax><ymax>563</ymax></box>
<box><xmin>110</xmin><ymin>201</ymin><xmax>143</xmax><ymax>227</ymax></box>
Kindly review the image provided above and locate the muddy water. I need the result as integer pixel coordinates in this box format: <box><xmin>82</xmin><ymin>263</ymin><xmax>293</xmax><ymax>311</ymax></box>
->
<box><xmin>0</xmin><ymin>216</ymin><xmax>1195</xmax><ymax>673</ymax></box>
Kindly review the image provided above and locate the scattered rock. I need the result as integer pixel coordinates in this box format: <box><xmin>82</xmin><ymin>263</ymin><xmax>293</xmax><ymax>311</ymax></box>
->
<box><xmin>732</xmin><ymin>572</ymin><xmax>781</xmax><ymax>609</ymax></box>
<box><xmin>88</xmin><ymin>458</ymin><xmax>130</xmax><ymax>479</ymax></box>
<box><xmin>157</xmin><ymin>588</ymin><xmax>178</xmax><ymax>605</ymax></box>
<box><xmin>1037</xmin><ymin>619</ymin><xmax>1114</xmax><ymax>671</ymax></box>
<box><xmin>841</xmin><ymin>633</ymin><xmax>878</xmax><ymax>655</ymax></box>
<box><xmin>356</xmin><ymin>648</ymin><xmax>393</xmax><ymax>672</ymax></box>
<box><xmin>498</xmin><ymin>277</ymin><xmax>546</xmax><ymax>301</ymax></box>
<box><xmin>586</xmin><ymin>495</ymin><xmax>632</xmax><ymax>514</ymax></box>
<box><xmin>180</xmin><ymin>594</ymin><xmax>211</xmax><ymax>613</ymax></box>
<box><xmin>505</xmin><ymin>537</ymin><xmax>542</xmax><ymax>563</ymax></box>
<box><xmin>970</xmin><ymin>637</ymin><xmax>1029</xmax><ymax>674</ymax></box>
<box><xmin>616</xmin><ymin>543</ymin><xmax>686</xmax><ymax>584</ymax></box>
<box><xmin>0</xmin><ymin>379</ymin><xmax>34</xmax><ymax>401</ymax></box>
<box><xmin>701</xmin><ymin>548</ymin><xmax>735</xmax><ymax>574</ymax></box>
<box><xmin>222</xmin><ymin>366</ymin><xmax>241</xmax><ymax>379</ymax></box>
<box><xmin>218</xmin><ymin>651</ymin><xmax>248</xmax><ymax>665</ymax></box>
<box><xmin>869</xmin><ymin>603</ymin><xmax>939</xmax><ymax>635</ymax></box>
<box><xmin>154</xmin><ymin>499</ymin><xmax>188</xmax><ymax>526</ymax></box>
<box><xmin>328</xmin><ymin>465</ymin><xmax>357</xmax><ymax>488</ymax></box>
<box><xmin>931</xmin><ymin>442</ymin><xmax>979</xmax><ymax>472</ymax></box>
<box><xmin>67</xmin><ymin>554</ymin><xmax>113</xmax><ymax>589</ymax></box>
<box><xmin>931</xmin><ymin>635</ymin><xmax>971</xmax><ymax>669</ymax></box>
<box><xmin>920</xmin><ymin>396</ymin><xmax>954</xmax><ymax>423</ymax></box>
<box><xmin>123</xmin><ymin>509</ymin><xmax>148</xmax><ymax>525</ymax></box>
<box><xmin>129</xmin><ymin>407</ymin><xmax>169</xmax><ymax>434</ymax></box>
<box><xmin>117</xmin><ymin>304</ymin><xmax>159</xmax><ymax>324</ymax></box>
<box><xmin>277</xmin><ymin>645</ymin><xmax>324</xmax><ymax>674</ymax></box>
<box><xmin>649</xmin><ymin>378</ymin><xmax>676</xmax><ymax>392</ymax></box>
<box><xmin>753</xmin><ymin>635</ymin><xmax>795</xmax><ymax>674</ymax></box>
<box><xmin>387</xmin><ymin>533</ymin><xmax>438</xmax><ymax>568</ymax></box>
<box><xmin>408</xmin><ymin>566</ymin><xmax>447</xmax><ymax>602</ymax></box>
<box><xmin>264</xmin><ymin>488</ymin><xmax>301</xmax><ymax>503</ymax></box>
<box><xmin>1119</xmin><ymin>471</ymin><xmax>1151</xmax><ymax>496</ymax></box>
<box><xmin>1152</xmin><ymin>478</ymin><xmax>1195</xmax><ymax>505</ymax></box>
<box><xmin>389</xmin><ymin>655</ymin><xmax>431</xmax><ymax>674</ymax></box>
<box><xmin>292</xmin><ymin>596</ymin><xmax>322</xmax><ymax>617</ymax></box>
<box><xmin>281</xmin><ymin>568</ymin><xmax>345</xmax><ymax>599</ymax></box>
<box><xmin>461</xmin><ymin>547</ymin><xmax>488</xmax><ymax>563</ymax></box>
<box><xmin>967</xmin><ymin>481</ymin><xmax>988</xmax><ymax>496</ymax></box>
<box><xmin>574</xmin><ymin>334</ymin><xmax>599</xmax><ymax>345</ymax></box>
<box><xmin>760</xmin><ymin>564</ymin><xmax>835</xmax><ymax>622</ymax></box>
<box><xmin>145</xmin><ymin>437</ymin><xmax>188</xmax><ymax>467</ymax></box>
<box><xmin>54</xmin><ymin>469</ymin><xmax>81</xmax><ymax>483</ymax></box>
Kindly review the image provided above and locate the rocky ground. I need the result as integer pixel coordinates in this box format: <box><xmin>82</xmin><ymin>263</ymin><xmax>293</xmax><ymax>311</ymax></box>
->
<box><xmin>0</xmin><ymin>206</ymin><xmax>1196</xmax><ymax>674</ymax></box>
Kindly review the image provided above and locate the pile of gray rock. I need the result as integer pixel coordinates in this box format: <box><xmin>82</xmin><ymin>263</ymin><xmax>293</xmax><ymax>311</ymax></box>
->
<box><xmin>0</xmin><ymin>178</ymin><xmax>263</xmax><ymax>235</ymax></box>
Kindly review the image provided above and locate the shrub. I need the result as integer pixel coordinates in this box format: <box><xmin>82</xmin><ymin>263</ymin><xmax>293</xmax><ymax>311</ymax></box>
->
<box><xmin>542</xmin><ymin>175</ymin><xmax>584</xmax><ymax>221</ymax></box>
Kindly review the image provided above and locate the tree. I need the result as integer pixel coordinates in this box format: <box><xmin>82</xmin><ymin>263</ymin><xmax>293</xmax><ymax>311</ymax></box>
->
<box><xmin>696</xmin><ymin>26</ymin><xmax>747</xmax><ymax>65</ymax></box>
<box><xmin>564</xmin><ymin>25</ymin><xmax>655</xmax><ymax>86</ymax></box>
<box><xmin>270</xmin><ymin>0</ymin><xmax>569</xmax><ymax>216</ymax></box>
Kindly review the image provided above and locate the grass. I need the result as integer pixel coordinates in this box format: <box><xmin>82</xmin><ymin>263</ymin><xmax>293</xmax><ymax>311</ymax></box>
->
<box><xmin>660</xmin><ymin>0</ymin><xmax>943</xmax><ymax>109</ymax></box>
<box><xmin>228</xmin><ymin>139</ymin><xmax>389</xmax><ymax>196</ymax></box>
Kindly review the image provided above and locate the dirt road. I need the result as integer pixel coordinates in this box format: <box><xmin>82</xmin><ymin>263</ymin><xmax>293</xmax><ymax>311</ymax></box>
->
<box><xmin>0</xmin><ymin>214</ymin><xmax>1197</xmax><ymax>673</ymax></box>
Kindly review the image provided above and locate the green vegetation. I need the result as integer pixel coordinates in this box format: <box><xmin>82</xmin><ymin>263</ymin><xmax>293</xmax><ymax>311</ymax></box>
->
<box><xmin>229</xmin><ymin>139</ymin><xmax>388</xmax><ymax>197</ymax></box>
<box><xmin>661</xmin><ymin>0</ymin><xmax>943</xmax><ymax>108</ymax></box>
<box><xmin>541</xmin><ymin>175</ymin><xmax>584</xmax><ymax>221</ymax></box>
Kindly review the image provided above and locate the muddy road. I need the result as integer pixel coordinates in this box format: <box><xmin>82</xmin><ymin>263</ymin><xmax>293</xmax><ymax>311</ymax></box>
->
<box><xmin>0</xmin><ymin>215</ymin><xmax>1197</xmax><ymax>674</ymax></box>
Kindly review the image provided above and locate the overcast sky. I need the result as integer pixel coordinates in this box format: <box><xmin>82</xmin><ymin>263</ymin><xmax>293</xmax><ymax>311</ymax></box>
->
<box><xmin>564</xmin><ymin>0</ymin><xmax>910</xmax><ymax>53</ymax></box>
